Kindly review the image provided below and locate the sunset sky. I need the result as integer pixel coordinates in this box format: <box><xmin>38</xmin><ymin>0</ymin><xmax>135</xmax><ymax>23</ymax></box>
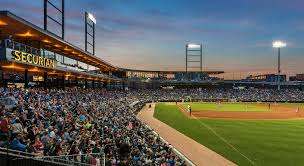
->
<box><xmin>1</xmin><ymin>0</ymin><xmax>304</xmax><ymax>79</ymax></box>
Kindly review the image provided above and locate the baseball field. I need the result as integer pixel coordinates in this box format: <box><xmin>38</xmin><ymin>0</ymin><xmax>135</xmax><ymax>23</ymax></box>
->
<box><xmin>154</xmin><ymin>102</ymin><xmax>304</xmax><ymax>166</ymax></box>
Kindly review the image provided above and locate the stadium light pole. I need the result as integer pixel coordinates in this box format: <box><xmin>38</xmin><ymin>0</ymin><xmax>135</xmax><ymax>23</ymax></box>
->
<box><xmin>272</xmin><ymin>40</ymin><xmax>287</xmax><ymax>91</ymax></box>
<box><xmin>85</xmin><ymin>12</ymin><xmax>96</xmax><ymax>55</ymax></box>
<box><xmin>187</xmin><ymin>43</ymin><xmax>201</xmax><ymax>49</ymax></box>
<box><xmin>186</xmin><ymin>43</ymin><xmax>202</xmax><ymax>78</ymax></box>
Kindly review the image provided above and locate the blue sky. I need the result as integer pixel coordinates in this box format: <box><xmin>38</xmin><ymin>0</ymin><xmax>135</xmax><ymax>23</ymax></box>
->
<box><xmin>1</xmin><ymin>0</ymin><xmax>304</xmax><ymax>78</ymax></box>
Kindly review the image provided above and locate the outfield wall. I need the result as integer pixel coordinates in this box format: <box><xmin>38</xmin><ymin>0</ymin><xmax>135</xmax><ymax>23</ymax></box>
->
<box><xmin>152</xmin><ymin>99</ymin><xmax>304</xmax><ymax>103</ymax></box>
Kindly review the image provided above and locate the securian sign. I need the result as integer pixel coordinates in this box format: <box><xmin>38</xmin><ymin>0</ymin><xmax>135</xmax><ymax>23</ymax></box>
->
<box><xmin>11</xmin><ymin>50</ymin><xmax>55</xmax><ymax>68</ymax></box>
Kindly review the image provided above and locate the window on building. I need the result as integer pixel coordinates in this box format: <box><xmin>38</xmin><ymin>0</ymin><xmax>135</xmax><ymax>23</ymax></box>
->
<box><xmin>44</xmin><ymin>50</ymin><xmax>55</xmax><ymax>59</ymax></box>
<box><xmin>56</xmin><ymin>54</ymin><xmax>64</xmax><ymax>64</ymax></box>
<box><xmin>64</xmin><ymin>57</ymin><xmax>77</xmax><ymax>67</ymax></box>
<box><xmin>88</xmin><ymin>65</ymin><xmax>96</xmax><ymax>71</ymax></box>
<box><xmin>78</xmin><ymin>61</ymin><xmax>88</xmax><ymax>71</ymax></box>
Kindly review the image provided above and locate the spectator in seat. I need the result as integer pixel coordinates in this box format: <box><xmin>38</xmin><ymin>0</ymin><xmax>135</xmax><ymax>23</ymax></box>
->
<box><xmin>0</xmin><ymin>115</ymin><xmax>10</xmax><ymax>135</ymax></box>
<box><xmin>11</xmin><ymin>118</ymin><xmax>23</xmax><ymax>139</ymax></box>
<box><xmin>33</xmin><ymin>135</ymin><xmax>44</xmax><ymax>154</ymax></box>
<box><xmin>11</xmin><ymin>134</ymin><xmax>27</xmax><ymax>152</ymax></box>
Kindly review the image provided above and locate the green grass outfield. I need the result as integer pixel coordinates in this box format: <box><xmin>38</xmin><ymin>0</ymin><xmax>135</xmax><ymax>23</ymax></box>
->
<box><xmin>182</xmin><ymin>102</ymin><xmax>271</xmax><ymax>112</ymax></box>
<box><xmin>280</xmin><ymin>103</ymin><xmax>304</xmax><ymax>107</ymax></box>
<box><xmin>154</xmin><ymin>103</ymin><xmax>304</xmax><ymax>166</ymax></box>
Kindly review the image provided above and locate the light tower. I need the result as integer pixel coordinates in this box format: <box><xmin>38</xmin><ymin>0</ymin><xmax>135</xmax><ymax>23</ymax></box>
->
<box><xmin>272</xmin><ymin>40</ymin><xmax>287</xmax><ymax>90</ymax></box>
<box><xmin>85</xmin><ymin>12</ymin><xmax>96</xmax><ymax>55</ymax></box>
<box><xmin>185</xmin><ymin>43</ymin><xmax>202</xmax><ymax>73</ymax></box>
<box><xmin>44</xmin><ymin>0</ymin><xmax>65</xmax><ymax>39</ymax></box>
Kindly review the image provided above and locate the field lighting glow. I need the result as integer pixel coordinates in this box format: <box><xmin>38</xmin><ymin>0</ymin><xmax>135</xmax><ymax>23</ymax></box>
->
<box><xmin>187</xmin><ymin>43</ymin><xmax>201</xmax><ymax>48</ymax></box>
<box><xmin>87</xmin><ymin>13</ymin><xmax>96</xmax><ymax>24</ymax></box>
<box><xmin>272</xmin><ymin>41</ymin><xmax>287</xmax><ymax>48</ymax></box>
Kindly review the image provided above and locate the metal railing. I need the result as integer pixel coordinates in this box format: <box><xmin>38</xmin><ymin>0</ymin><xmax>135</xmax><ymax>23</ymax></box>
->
<box><xmin>37</xmin><ymin>153</ymin><xmax>105</xmax><ymax>166</ymax></box>
<box><xmin>0</xmin><ymin>147</ymin><xmax>105</xmax><ymax>166</ymax></box>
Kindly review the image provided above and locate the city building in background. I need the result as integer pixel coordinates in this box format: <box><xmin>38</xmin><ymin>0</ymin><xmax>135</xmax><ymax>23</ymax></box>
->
<box><xmin>244</xmin><ymin>74</ymin><xmax>287</xmax><ymax>82</ymax></box>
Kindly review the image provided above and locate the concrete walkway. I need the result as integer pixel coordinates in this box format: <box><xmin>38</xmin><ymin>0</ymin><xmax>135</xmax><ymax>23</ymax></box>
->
<box><xmin>137</xmin><ymin>103</ymin><xmax>236</xmax><ymax>166</ymax></box>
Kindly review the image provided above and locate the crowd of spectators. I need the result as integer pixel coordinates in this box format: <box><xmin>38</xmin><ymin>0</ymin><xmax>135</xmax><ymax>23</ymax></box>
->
<box><xmin>134</xmin><ymin>88</ymin><xmax>304</xmax><ymax>102</ymax></box>
<box><xmin>0</xmin><ymin>87</ymin><xmax>303</xmax><ymax>166</ymax></box>
<box><xmin>0</xmin><ymin>88</ymin><xmax>187</xmax><ymax>166</ymax></box>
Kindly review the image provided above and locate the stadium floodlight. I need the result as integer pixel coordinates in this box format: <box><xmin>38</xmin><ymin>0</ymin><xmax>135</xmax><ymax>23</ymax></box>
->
<box><xmin>87</xmin><ymin>13</ymin><xmax>96</xmax><ymax>24</ymax></box>
<box><xmin>272</xmin><ymin>40</ymin><xmax>286</xmax><ymax>48</ymax></box>
<box><xmin>272</xmin><ymin>40</ymin><xmax>287</xmax><ymax>91</ymax></box>
<box><xmin>185</xmin><ymin>43</ymin><xmax>203</xmax><ymax>75</ymax></box>
<box><xmin>187</xmin><ymin>43</ymin><xmax>201</xmax><ymax>49</ymax></box>
<box><xmin>85</xmin><ymin>12</ymin><xmax>96</xmax><ymax>55</ymax></box>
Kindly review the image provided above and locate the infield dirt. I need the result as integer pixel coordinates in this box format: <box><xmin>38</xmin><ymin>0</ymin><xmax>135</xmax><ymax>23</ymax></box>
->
<box><xmin>178</xmin><ymin>103</ymin><xmax>304</xmax><ymax>120</ymax></box>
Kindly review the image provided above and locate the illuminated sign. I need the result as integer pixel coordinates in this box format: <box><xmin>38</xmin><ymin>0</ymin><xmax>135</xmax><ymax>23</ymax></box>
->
<box><xmin>11</xmin><ymin>50</ymin><xmax>55</xmax><ymax>68</ymax></box>
<box><xmin>33</xmin><ymin>76</ymin><xmax>44</xmax><ymax>82</ymax></box>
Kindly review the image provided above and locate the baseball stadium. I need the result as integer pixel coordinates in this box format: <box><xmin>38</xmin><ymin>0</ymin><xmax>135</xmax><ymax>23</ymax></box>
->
<box><xmin>0</xmin><ymin>1</ymin><xmax>304</xmax><ymax>166</ymax></box>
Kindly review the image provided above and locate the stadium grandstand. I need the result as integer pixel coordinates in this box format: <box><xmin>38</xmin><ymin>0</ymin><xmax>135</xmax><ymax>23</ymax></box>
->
<box><xmin>1</xmin><ymin>1</ymin><xmax>304</xmax><ymax>166</ymax></box>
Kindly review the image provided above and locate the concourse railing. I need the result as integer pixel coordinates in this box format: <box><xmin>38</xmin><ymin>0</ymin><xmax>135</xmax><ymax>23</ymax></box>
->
<box><xmin>0</xmin><ymin>147</ymin><xmax>105</xmax><ymax>166</ymax></box>
<box><xmin>36</xmin><ymin>152</ymin><xmax>105</xmax><ymax>166</ymax></box>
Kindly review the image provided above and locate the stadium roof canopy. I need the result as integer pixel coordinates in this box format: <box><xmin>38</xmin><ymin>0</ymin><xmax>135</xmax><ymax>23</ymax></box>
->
<box><xmin>119</xmin><ymin>68</ymin><xmax>224</xmax><ymax>75</ymax></box>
